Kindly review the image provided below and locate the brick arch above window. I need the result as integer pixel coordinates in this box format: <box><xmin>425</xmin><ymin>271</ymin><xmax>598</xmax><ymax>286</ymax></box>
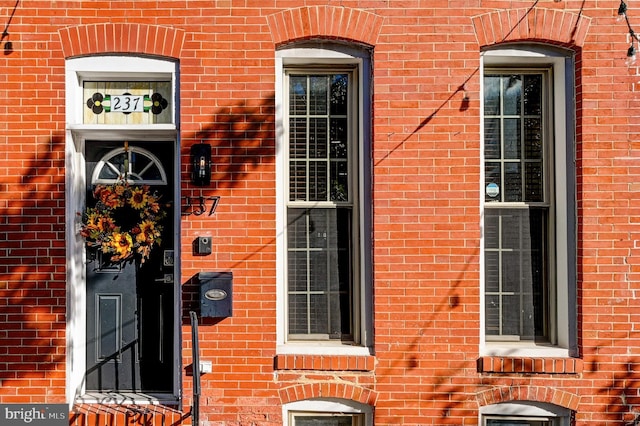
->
<box><xmin>266</xmin><ymin>6</ymin><xmax>383</xmax><ymax>47</ymax></box>
<box><xmin>472</xmin><ymin>8</ymin><xmax>591</xmax><ymax>48</ymax></box>
<box><xmin>476</xmin><ymin>386</ymin><xmax>580</xmax><ymax>411</ymax></box>
<box><xmin>279</xmin><ymin>383</ymin><xmax>378</xmax><ymax>407</ymax></box>
<box><xmin>58</xmin><ymin>23</ymin><xmax>185</xmax><ymax>59</ymax></box>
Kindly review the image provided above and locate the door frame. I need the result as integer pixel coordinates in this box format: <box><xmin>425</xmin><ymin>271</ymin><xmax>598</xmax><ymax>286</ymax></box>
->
<box><xmin>65</xmin><ymin>56</ymin><xmax>181</xmax><ymax>404</ymax></box>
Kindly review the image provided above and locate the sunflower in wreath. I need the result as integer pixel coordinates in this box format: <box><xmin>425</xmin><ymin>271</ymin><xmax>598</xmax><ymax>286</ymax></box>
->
<box><xmin>80</xmin><ymin>183</ymin><xmax>167</xmax><ymax>263</ymax></box>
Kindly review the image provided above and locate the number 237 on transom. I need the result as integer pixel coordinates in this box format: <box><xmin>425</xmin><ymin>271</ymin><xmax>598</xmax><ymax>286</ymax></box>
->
<box><xmin>111</xmin><ymin>95</ymin><xmax>144</xmax><ymax>113</ymax></box>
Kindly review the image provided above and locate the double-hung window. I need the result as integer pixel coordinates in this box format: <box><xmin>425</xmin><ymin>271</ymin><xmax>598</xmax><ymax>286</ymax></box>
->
<box><xmin>481</xmin><ymin>46</ymin><xmax>576</xmax><ymax>355</ymax></box>
<box><xmin>486</xmin><ymin>419</ymin><xmax>551</xmax><ymax>425</ymax></box>
<box><xmin>276</xmin><ymin>44</ymin><xmax>372</xmax><ymax>351</ymax></box>
<box><xmin>283</xmin><ymin>399</ymin><xmax>372</xmax><ymax>426</ymax></box>
<box><xmin>286</xmin><ymin>71</ymin><xmax>356</xmax><ymax>340</ymax></box>
<box><xmin>484</xmin><ymin>417</ymin><xmax>561</xmax><ymax>426</ymax></box>
<box><xmin>481</xmin><ymin>401</ymin><xmax>571</xmax><ymax>426</ymax></box>
<box><xmin>483</xmin><ymin>70</ymin><xmax>551</xmax><ymax>341</ymax></box>
<box><xmin>289</xmin><ymin>413</ymin><xmax>365</xmax><ymax>426</ymax></box>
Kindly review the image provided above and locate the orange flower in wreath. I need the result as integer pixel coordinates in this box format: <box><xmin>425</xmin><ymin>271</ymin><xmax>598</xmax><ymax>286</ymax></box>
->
<box><xmin>129</xmin><ymin>186</ymin><xmax>148</xmax><ymax>209</ymax></box>
<box><xmin>106</xmin><ymin>232</ymin><xmax>134</xmax><ymax>262</ymax></box>
<box><xmin>80</xmin><ymin>183</ymin><xmax>167</xmax><ymax>264</ymax></box>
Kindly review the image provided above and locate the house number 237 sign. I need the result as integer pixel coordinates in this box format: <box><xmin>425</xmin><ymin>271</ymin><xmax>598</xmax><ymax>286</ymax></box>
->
<box><xmin>86</xmin><ymin>92</ymin><xmax>168</xmax><ymax>115</ymax></box>
<box><xmin>111</xmin><ymin>95</ymin><xmax>144</xmax><ymax>112</ymax></box>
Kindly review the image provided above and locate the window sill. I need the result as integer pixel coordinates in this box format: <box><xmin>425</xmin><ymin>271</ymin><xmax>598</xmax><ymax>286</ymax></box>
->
<box><xmin>478</xmin><ymin>356</ymin><xmax>583</xmax><ymax>375</ymax></box>
<box><xmin>75</xmin><ymin>392</ymin><xmax>179</xmax><ymax>406</ymax></box>
<box><xmin>277</xmin><ymin>343</ymin><xmax>373</xmax><ymax>356</ymax></box>
<box><xmin>274</xmin><ymin>353</ymin><xmax>375</xmax><ymax>372</ymax></box>
<box><xmin>482</xmin><ymin>342</ymin><xmax>571</xmax><ymax>358</ymax></box>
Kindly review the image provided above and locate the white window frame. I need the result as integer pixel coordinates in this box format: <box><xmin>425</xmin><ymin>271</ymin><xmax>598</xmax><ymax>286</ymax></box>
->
<box><xmin>480</xmin><ymin>401</ymin><xmax>571</xmax><ymax>426</ymax></box>
<box><xmin>64</xmin><ymin>56</ymin><xmax>181</xmax><ymax>404</ymax></box>
<box><xmin>283</xmin><ymin>399</ymin><xmax>372</xmax><ymax>426</ymax></box>
<box><xmin>275</xmin><ymin>44</ymin><xmax>373</xmax><ymax>355</ymax></box>
<box><xmin>91</xmin><ymin>146</ymin><xmax>168</xmax><ymax>185</ymax></box>
<box><xmin>480</xmin><ymin>46</ymin><xmax>576</xmax><ymax>358</ymax></box>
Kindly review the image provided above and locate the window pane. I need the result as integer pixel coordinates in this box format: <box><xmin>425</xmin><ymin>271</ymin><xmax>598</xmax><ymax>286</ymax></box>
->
<box><xmin>309</xmin><ymin>76</ymin><xmax>328</xmax><ymax>115</ymax></box>
<box><xmin>329</xmin><ymin>291</ymin><xmax>351</xmax><ymax>338</ymax></box>
<box><xmin>504</xmin><ymin>163</ymin><xmax>522</xmax><ymax>202</ymax></box>
<box><xmin>290</xmin><ymin>118</ymin><xmax>307</xmax><ymax>158</ymax></box>
<box><xmin>309</xmin><ymin>293</ymin><xmax>329</xmax><ymax>334</ymax></box>
<box><xmin>309</xmin><ymin>251</ymin><xmax>328</xmax><ymax>291</ymax></box>
<box><xmin>309</xmin><ymin>161</ymin><xmax>328</xmax><ymax>201</ymax></box>
<box><xmin>309</xmin><ymin>118</ymin><xmax>328</xmax><ymax>158</ymax></box>
<box><xmin>485</xmin><ymin>252</ymin><xmax>500</xmax><ymax>293</ymax></box>
<box><xmin>485</xmin><ymin>162</ymin><xmax>502</xmax><ymax>202</ymax></box>
<box><xmin>484</xmin><ymin>211</ymin><xmax>500</xmax><ymax>247</ymax></box>
<box><xmin>503</xmin><ymin>75</ymin><xmax>522</xmax><ymax>115</ymax></box>
<box><xmin>484</xmin><ymin>118</ymin><xmax>501</xmax><ymax>159</ymax></box>
<box><xmin>502</xmin><ymin>251</ymin><xmax>521</xmax><ymax>293</ymax></box>
<box><xmin>288</xmin><ymin>252</ymin><xmax>308</xmax><ymax>292</ymax></box>
<box><xmin>333</xmin><ymin>208</ymin><xmax>351</xmax><ymax>290</ymax></box>
<box><xmin>523</xmin><ymin>74</ymin><xmax>542</xmax><ymax>115</ymax></box>
<box><xmin>524</xmin><ymin>118</ymin><xmax>542</xmax><ymax>159</ymax></box>
<box><xmin>330</xmin><ymin>118</ymin><xmax>348</xmax><ymax>159</ymax></box>
<box><xmin>484</xmin><ymin>75</ymin><xmax>501</xmax><ymax>115</ymax></box>
<box><xmin>485</xmin><ymin>294</ymin><xmax>500</xmax><ymax>337</ymax></box>
<box><xmin>525</xmin><ymin>162</ymin><xmax>543</xmax><ymax>202</ymax></box>
<box><xmin>288</xmin><ymin>293</ymin><xmax>308</xmax><ymax>334</ymax></box>
<box><xmin>331</xmin><ymin>160</ymin><xmax>348</xmax><ymax>202</ymax></box>
<box><xmin>330</xmin><ymin>74</ymin><xmax>348</xmax><ymax>115</ymax></box>
<box><xmin>290</xmin><ymin>76</ymin><xmax>307</xmax><ymax>115</ymax></box>
<box><xmin>502</xmin><ymin>294</ymin><xmax>521</xmax><ymax>336</ymax></box>
<box><xmin>97</xmin><ymin>160</ymin><xmax>122</xmax><ymax>180</ymax></box>
<box><xmin>503</xmin><ymin>118</ymin><xmax>521</xmax><ymax>159</ymax></box>
<box><xmin>289</xmin><ymin>161</ymin><xmax>307</xmax><ymax>202</ymax></box>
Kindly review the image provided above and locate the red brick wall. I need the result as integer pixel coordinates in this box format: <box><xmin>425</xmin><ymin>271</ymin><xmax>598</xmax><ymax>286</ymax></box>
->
<box><xmin>1</xmin><ymin>1</ymin><xmax>639</xmax><ymax>425</ymax></box>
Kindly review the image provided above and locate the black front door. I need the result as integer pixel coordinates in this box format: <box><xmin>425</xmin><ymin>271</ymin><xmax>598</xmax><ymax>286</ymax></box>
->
<box><xmin>84</xmin><ymin>141</ymin><xmax>175</xmax><ymax>393</ymax></box>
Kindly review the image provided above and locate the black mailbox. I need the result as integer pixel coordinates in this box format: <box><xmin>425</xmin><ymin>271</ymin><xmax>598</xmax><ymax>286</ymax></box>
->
<box><xmin>198</xmin><ymin>272</ymin><xmax>232</xmax><ymax>318</ymax></box>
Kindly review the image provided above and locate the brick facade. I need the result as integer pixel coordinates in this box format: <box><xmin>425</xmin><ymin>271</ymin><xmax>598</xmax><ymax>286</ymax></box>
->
<box><xmin>1</xmin><ymin>0</ymin><xmax>639</xmax><ymax>425</ymax></box>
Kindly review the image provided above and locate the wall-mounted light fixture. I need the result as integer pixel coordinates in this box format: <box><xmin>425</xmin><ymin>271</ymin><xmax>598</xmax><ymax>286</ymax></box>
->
<box><xmin>627</xmin><ymin>36</ymin><xmax>637</xmax><ymax>66</ymax></box>
<box><xmin>617</xmin><ymin>0</ymin><xmax>640</xmax><ymax>67</ymax></box>
<box><xmin>191</xmin><ymin>143</ymin><xmax>211</xmax><ymax>186</ymax></box>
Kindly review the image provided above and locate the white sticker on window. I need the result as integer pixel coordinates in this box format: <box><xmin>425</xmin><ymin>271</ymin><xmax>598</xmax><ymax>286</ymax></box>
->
<box><xmin>486</xmin><ymin>183</ymin><xmax>500</xmax><ymax>198</ymax></box>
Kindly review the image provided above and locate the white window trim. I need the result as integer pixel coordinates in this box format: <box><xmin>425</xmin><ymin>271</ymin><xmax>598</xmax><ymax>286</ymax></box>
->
<box><xmin>275</xmin><ymin>45</ymin><xmax>373</xmax><ymax>355</ymax></box>
<box><xmin>480</xmin><ymin>401</ymin><xmax>571</xmax><ymax>426</ymax></box>
<box><xmin>480</xmin><ymin>46</ymin><xmax>575</xmax><ymax>358</ymax></box>
<box><xmin>64</xmin><ymin>56</ymin><xmax>181</xmax><ymax>404</ymax></box>
<box><xmin>283</xmin><ymin>399</ymin><xmax>373</xmax><ymax>426</ymax></box>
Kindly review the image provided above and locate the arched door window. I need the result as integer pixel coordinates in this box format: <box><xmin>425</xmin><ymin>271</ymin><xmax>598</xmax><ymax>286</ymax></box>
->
<box><xmin>91</xmin><ymin>145</ymin><xmax>167</xmax><ymax>185</ymax></box>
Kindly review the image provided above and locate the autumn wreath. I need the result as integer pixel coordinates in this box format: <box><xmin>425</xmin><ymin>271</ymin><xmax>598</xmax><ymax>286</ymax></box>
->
<box><xmin>80</xmin><ymin>183</ymin><xmax>167</xmax><ymax>264</ymax></box>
